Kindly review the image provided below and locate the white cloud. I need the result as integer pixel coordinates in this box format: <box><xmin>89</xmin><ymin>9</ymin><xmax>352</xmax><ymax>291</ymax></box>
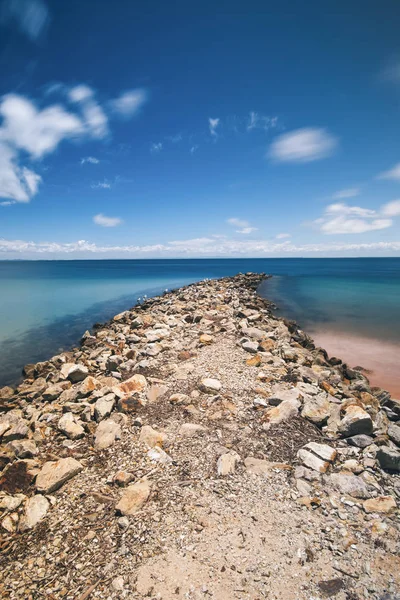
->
<box><xmin>382</xmin><ymin>199</ymin><xmax>400</xmax><ymax>217</ymax></box>
<box><xmin>91</xmin><ymin>180</ymin><xmax>111</xmax><ymax>189</ymax></box>
<box><xmin>276</xmin><ymin>233</ymin><xmax>291</xmax><ymax>239</ymax></box>
<box><xmin>227</xmin><ymin>217</ymin><xmax>258</xmax><ymax>234</ymax></box>
<box><xmin>93</xmin><ymin>213</ymin><xmax>122</xmax><ymax>227</ymax></box>
<box><xmin>247</xmin><ymin>112</ymin><xmax>278</xmax><ymax>132</ymax></box>
<box><xmin>377</xmin><ymin>162</ymin><xmax>400</xmax><ymax>181</ymax></box>
<box><xmin>269</xmin><ymin>127</ymin><xmax>338</xmax><ymax>163</ymax></box>
<box><xmin>0</xmin><ymin>143</ymin><xmax>41</xmax><ymax>202</ymax></box>
<box><xmin>0</xmin><ymin>93</ymin><xmax>83</xmax><ymax>158</ymax></box>
<box><xmin>81</xmin><ymin>156</ymin><xmax>99</xmax><ymax>165</ymax></box>
<box><xmin>2</xmin><ymin>236</ymin><xmax>400</xmax><ymax>258</ymax></box>
<box><xmin>68</xmin><ymin>85</ymin><xmax>108</xmax><ymax>138</ymax></box>
<box><xmin>0</xmin><ymin>0</ymin><xmax>50</xmax><ymax>41</ymax></box>
<box><xmin>190</xmin><ymin>145</ymin><xmax>198</xmax><ymax>154</ymax></box>
<box><xmin>110</xmin><ymin>89</ymin><xmax>148</xmax><ymax>117</ymax></box>
<box><xmin>332</xmin><ymin>187</ymin><xmax>360</xmax><ymax>199</ymax></box>
<box><xmin>315</xmin><ymin>202</ymin><xmax>393</xmax><ymax>235</ymax></box>
<box><xmin>209</xmin><ymin>118</ymin><xmax>220</xmax><ymax>138</ymax></box>
<box><xmin>150</xmin><ymin>142</ymin><xmax>163</xmax><ymax>153</ymax></box>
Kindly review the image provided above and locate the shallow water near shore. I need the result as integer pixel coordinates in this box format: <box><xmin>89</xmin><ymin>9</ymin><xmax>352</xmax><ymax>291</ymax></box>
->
<box><xmin>0</xmin><ymin>257</ymin><xmax>399</xmax><ymax>392</ymax></box>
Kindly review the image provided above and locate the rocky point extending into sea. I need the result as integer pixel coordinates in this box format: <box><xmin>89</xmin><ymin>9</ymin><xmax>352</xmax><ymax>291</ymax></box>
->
<box><xmin>0</xmin><ymin>273</ymin><xmax>399</xmax><ymax>599</ymax></box>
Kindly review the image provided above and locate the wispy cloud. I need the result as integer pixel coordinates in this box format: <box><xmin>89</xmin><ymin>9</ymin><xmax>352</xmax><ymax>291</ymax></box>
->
<box><xmin>0</xmin><ymin>0</ymin><xmax>50</xmax><ymax>41</ymax></box>
<box><xmin>93</xmin><ymin>213</ymin><xmax>122</xmax><ymax>227</ymax></box>
<box><xmin>150</xmin><ymin>142</ymin><xmax>163</xmax><ymax>153</ymax></box>
<box><xmin>68</xmin><ymin>84</ymin><xmax>108</xmax><ymax>138</ymax></box>
<box><xmin>381</xmin><ymin>59</ymin><xmax>400</xmax><ymax>84</ymax></box>
<box><xmin>209</xmin><ymin>117</ymin><xmax>220</xmax><ymax>138</ymax></box>
<box><xmin>110</xmin><ymin>89</ymin><xmax>148</xmax><ymax>117</ymax></box>
<box><xmin>80</xmin><ymin>156</ymin><xmax>99</xmax><ymax>165</ymax></box>
<box><xmin>276</xmin><ymin>233</ymin><xmax>291</xmax><ymax>239</ymax></box>
<box><xmin>246</xmin><ymin>112</ymin><xmax>278</xmax><ymax>132</ymax></box>
<box><xmin>377</xmin><ymin>162</ymin><xmax>400</xmax><ymax>181</ymax></box>
<box><xmin>332</xmin><ymin>187</ymin><xmax>360</xmax><ymax>199</ymax></box>
<box><xmin>269</xmin><ymin>127</ymin><xmax>338</xmax><ymax>163</ymax></box>
<box><xmin>227</xmin><ymin>217</ymin><xmax>258</xmax><ymax>234</ymax></box>
<box><xmin>314</xmin><ymin>202</ymin><xmax>393</xmax><ymax>235</ymax></box>
<box><xmin>91</xmin><ymin>179</ymin><xmax>111</xmax><ymax>189</ymax></box>
<box><xmin>190</xmin><ymin>145</ymin><xmax>198</xmax><ymax>154</ymax></box>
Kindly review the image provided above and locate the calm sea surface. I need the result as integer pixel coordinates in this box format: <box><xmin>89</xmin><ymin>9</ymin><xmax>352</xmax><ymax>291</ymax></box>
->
<box><xmin>0</xmin><ymin>258</ymin><xmax>399</xmax><ymax>387</ymax></box>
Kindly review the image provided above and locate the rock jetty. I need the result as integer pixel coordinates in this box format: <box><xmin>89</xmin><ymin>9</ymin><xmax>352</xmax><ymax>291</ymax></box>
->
<box><xmin>0</xmin><ymin>273</ymin><xmax>399</xmax><ymax>599</ymax></box>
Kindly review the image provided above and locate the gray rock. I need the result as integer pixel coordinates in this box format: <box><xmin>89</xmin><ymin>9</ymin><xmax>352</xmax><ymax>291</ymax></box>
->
<box><xmin>347</xmin><ymin>434</ymin><xmax>374</xmax><ymax>448</ymax></box>
<box><xmin>377</xmin><ymin>447</ymin><xmax>400</xmax><ymax>472</ymax></box>
<box><xmin>301</xmin><ymin>394</ymin><xmax>331</xmax><ymax>426</ymax></box>
<box><xmin>338</xmin><ymin>405</ymin><xmax>373</xmax><ymax>437</ymax></box>
<box><xmin>388</xmin><ymin>423</ymin><xmax>400</xmax><ymax>447</ymax></box>
<box><xmin>241</xmin><ymin>340</ymin><xmax>259</xmax><ymax>354</ymax></box>
<box><xmin>8</xmin><ymin>440</ymin><xmax>38</xmax><ymax>458</ymax></box>
<box><xmin>61</xmin><ymin>363</ymin><xmax>89</xmax><ymax>383</ymax></box>
<box><xmin>328</xmin><ymin>472</ymin><xmax>371</xmax><ymax>499</ymax></box>
<box><xmin>94</xmin><ymin>394</ymin><xmax>115</xmax><ymax>422</ymax></box>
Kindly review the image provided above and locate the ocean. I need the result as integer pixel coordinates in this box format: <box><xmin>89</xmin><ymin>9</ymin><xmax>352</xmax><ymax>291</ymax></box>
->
<box><xmin>0</xmin><ymin>258</ymin><xmax>399</xmax><ymax>394</ymax></box>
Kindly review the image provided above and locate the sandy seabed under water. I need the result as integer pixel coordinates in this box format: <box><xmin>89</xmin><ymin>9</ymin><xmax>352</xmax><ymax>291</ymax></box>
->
<box><xmin>311</xmin><ymin>329</ymin><xmax>400</xmax><ymax>398</ymax></box>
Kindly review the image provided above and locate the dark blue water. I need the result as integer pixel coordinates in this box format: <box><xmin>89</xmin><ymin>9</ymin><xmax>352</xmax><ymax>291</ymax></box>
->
<box><xmin>0</xmin><ymin>258</ymin><xmax>399</xmax><ymax>387</ymax></box>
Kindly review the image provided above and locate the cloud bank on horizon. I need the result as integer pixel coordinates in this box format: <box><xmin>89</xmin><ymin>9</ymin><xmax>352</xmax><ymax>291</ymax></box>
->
<box><xmin>1</xmin><ymin>0</ymin><xmax>400</xmax><ymax>258</ymax></box>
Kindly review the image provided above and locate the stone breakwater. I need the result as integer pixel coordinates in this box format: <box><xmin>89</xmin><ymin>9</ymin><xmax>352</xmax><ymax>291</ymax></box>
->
<box><xmin>0</xmin><ymin>272</ymin><xmax>399</xmax><ymax>599</ymax></box>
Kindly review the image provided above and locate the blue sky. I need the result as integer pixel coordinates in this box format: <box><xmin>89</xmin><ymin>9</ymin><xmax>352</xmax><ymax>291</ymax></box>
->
<box><xmin>1</xmin><ymin>0</ymin><xmax>400</xmax><ymax>258</ymax></box>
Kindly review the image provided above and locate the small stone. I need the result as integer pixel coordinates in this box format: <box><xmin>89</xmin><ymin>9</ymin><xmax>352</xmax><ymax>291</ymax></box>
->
<box><xmin>139</xmin><ymin>425</ymin><xmax>167</xmax><ymax>448</ymax></box>
<box><xmin>198</xmin><ymin>378</ymin><xmax>222</xmax><ymax>393</ymax></box>
<box><xmin>114</xmin><ymin>471</ymin><xmax>135</xmax><ymax>487</ymax></box>
<box><xmin>338</xmin><ymin>404</ymin><xmax>373</xmax><ymax>437</ymax></box>
<box><xmin>217</xmin><ymin>452</ymin><xmax>239</xmax><ymax>476</ymax></box>
<box><xmin>363</xmin><ymin>496</ymin><xmax>396</xmax><ymax>514</ymax></box>
<box><xmin>263</xmin><ymin>397</ymin><xmax>301</xmax><ymax>425</ymax></box>
<box><xmin>94</xmin><ymin>419</ymin><xmax>122</xmax><ymax>450</ymax></box>
<box><xmin>199</xmin><ymin>334</ymin><xmax>213</xmax><ymax>344</ymax></box>
<box><xmin>169</xmin><ymin>393</ymin><xmax>190</xmax><ymax>405</ymax></box>
<box><xmin>147</xmin><ymin>384</ymin><xmax>168</xmax><ymax>403</ymax></box>
<box><xmin>36</xmin><ymin>457</ymin><xmax>83</xmax><ymax>493</ymax></box>
<box><xmin>19</xmin><ymin>494</ymin><xmax>50</xmax><ymax>531</ymax></box>
<box><xmin>246</xmin><ymin>354</ymin><xmax>262</xmax><ymax>367</ymax></box>
<box><xmin>179</xmin><ymin>423</ymin><xmax>207</xmax><ymax>437</ymax></box>
<box><xmin>58</xmin><ymin>413</ymin><xmax>85</xmax><ymax>440</ymax></box>
<box><xmin>118</xmin><ymin>516</ymin><xmax>129</xmax><ymax>529</ymax></box>
<box><xmin>94</xmin><ymin>394</ymin><xmax>115</xmax><ymax>421</ymax></box>
<box><xmin>347</xmin><ymin>434</ymin><xmax>374</xmax><ymax>448</ymax></box>
<box><xmin>268</xmin><ymin>386</ymin><xmax>302</xmax><ymax>406</ymax></box>
<box><xmin>115</xmin><ymin>480</ymin><xmax>151</xmax><ymax>515</ymax></box>
<box><xmin>61</xmin><ymin>363</ymin><xmax>88</xmax><ymax>383</ymax></box>
<box><xmin>111</xmin><ymin>577</ymin><xmax>124</xmax><ymax>592</ymax></box>
<box><xmin>376</xmin><ymin>447</ymin><xmax>400</xmax><ymax>472</ymax></box>
<box><xmin>241</xmin><ymin>341</ymin><xmax>259</xmax><ymax>354</ymax></box>
<box><xmin>302</xmin><ymin>442</ymin><xmax>337</xmax><ymax>463</ymax></box>
<box><xmin>147</xmin><ymin>447</ymin><xmax>172</xmax><ymax>463</ymax></box>
<box><xmin>297</xmin><ymin>450</ymin><xmax>330</xmax><ymax>473</ymax></box>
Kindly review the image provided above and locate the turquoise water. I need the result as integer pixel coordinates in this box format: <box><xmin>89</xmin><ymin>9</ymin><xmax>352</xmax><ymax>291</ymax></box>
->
<box><xmin>0</xmin><ymin>258</ymin><xmax>399</xmax><ymax>386</ymax></box>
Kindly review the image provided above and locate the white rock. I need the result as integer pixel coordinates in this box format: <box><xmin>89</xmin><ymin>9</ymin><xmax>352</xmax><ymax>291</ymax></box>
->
<box><xmin>94</xmin><ymin>419</ymin><xmax>121</xmax><ymax>450</ymax></box>
<box><xmin>179</xmin><ymin>423</ymin><xmax>207</xmax><ymax>437</ymax></box>
<box><xmin>147</xmin><ymin>447</ymin><xmax>172</xmax><ymax>464</ymax></box>
<box><xmin>198</xmin><ymin>378</ymin><xmax>222</xmax><ymax>393</ymax></box>
<box><xmin>217</xmin><ymin>452</ymin><xmax>240</xmax><ymax>476</ymax></box>
<box><xmin>19</xmin><ymin>495</ymin><xmax>50</xmax><ymax>531</ymax></box>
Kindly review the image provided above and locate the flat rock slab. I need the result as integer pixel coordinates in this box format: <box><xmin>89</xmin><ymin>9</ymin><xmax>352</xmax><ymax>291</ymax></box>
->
<box><xmin>363</xmin><ymin>496</ymin><xmax>397</xmax><ymax>514</ymax></box>
<box><xmin>94</xmin><ymin>419</ymin><xmax>122</xmax><ymax>450</ymax></box>
<box><xmin>244</xmin><ymin>457</ymin><xmax>291</xmax><ymax>475</ymax></box>
<box><xmin>36</xmin><ymin>457</ymin><xmax>83</xmax><ymax>494</ymax></box>
<box><xmin>328</xmin><ymin>472</ymin><xmax>371</xmax><ymax>499</ymax></box>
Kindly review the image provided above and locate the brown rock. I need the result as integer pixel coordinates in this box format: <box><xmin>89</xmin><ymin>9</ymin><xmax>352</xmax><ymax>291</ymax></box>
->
<box><xmin>246</xmin><ymin>354</ymin><xmax>262</xmax><ymax>367</ymax></box>
<box><xmin>363</xmin><ymin>496</ymin><xmax>396</xmax><ymax>514</ymax></box>
<box><xmin>199</xmin><ymin>334</ymin><xmax>213</xmax><ymax>345</ymax></box>
<box><xmin>36</xmin><ymin>457</ymin><xmax>83</xmax><ymax>493</ymax></box>
<box><xmin>116</xmin><ymin>374</ymin><xmax>147</xmax><ymax>396</ymax></box>
<box><xmin>115</xmin><ymin>480</ymin><xmax>151</xmax><ymax>515</ymax></box>
<box><xmin>259</xmin><ymin>339</ymin><xmax>275</xmax><ymax>352</ymax></box>
<box><xmin>0</xmin><ymin>460</ymin><xmax>34</xmax><ymax>494</ymax></box>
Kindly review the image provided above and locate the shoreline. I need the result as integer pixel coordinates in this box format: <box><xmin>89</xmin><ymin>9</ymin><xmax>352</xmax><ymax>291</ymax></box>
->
<box><xmin>1</xmin><ymin>272</ymin><xmax>399</xmax><ymax>599</ymax></box>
